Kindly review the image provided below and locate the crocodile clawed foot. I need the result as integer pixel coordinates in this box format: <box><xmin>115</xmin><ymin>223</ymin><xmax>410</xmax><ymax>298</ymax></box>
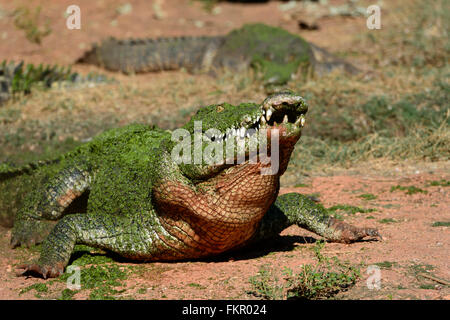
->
<box><xmin>329</xmin><ymin>217</ymin><xmax>382</xmax><ymax>244</ymax></box>
<box><xmin>16</xmin><ymin>262</ymin><xmax>64</xmax><ymax>279</ymax></box>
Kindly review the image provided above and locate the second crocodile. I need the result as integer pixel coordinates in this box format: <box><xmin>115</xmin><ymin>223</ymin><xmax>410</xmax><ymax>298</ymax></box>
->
<box><xmin>78</xmin><ymin>23</ymin><xmax>359</xmax><ymax>85</ymax></box>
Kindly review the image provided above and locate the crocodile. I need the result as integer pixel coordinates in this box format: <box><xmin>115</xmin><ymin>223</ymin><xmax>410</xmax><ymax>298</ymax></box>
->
<box><xmin>5</xmin><ymin>91</ymin><xmax>380</xmax><ymax>279</ymax></box>
<box><xmin>0</xmin><ymin>60</ymin><xmax>112</xmax><ymax>106</ymax></box>
<box><xmin>77</xmin><ymin>23</ymin><xmax>359</xmax><ymax>85</ymax></box>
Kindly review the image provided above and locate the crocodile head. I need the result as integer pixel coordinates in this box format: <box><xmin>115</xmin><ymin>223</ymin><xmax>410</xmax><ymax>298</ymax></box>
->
<box><xmin>154</xmin><ymin>91</ymin><xmax>308</xmax><ymax>255</ymax></box>
<box><xmin>175</xmin><ymin>90</ymin><xmax>308</xmax><ymax>180</ymax></box>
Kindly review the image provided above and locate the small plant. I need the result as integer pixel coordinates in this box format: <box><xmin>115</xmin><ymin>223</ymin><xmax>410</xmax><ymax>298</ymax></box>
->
<box><xmin>248</xmin><ymin>241</ymin><xmax>360</xmax><ymax>300</ymax></box>
<box><xmin>427</xmin><ymin>179</ymin><xmax>450</xmax><ymax>187</ymax></box>
<box><xmin>12</xmin><ymin>5</ymin><xmax>52</xmax><ymax>45</ymax></box>
<box><xmin>294</xmin><ymin>183</ymin><xmax>310</xmax><ymax>188</ymax></box>
<box><xmin>409</xmin><ymin>262</ymin><xmax>435</xmax><ymax>275</ymax></box>
<box><xmin>431</xmin><ymin>221</ymin><xmax>450</xmax><ymax>227</ymax></box>
<box><xmin>248</xmin><ymin>264</ymin><xmax>285</xmax><ymax>300</ymax></box>
<box><xmin>419</xmin><ymin>284</ymin><xmax>436</xmax><ymax>290</ymax></box>
<box><xmin>358</xmin><ymin>193</ymin><xmax>378</xmax><ymax>200</ymax></box>
<box><xmin>378</xmin><ymin>218</ymin><xmax>398</xmax><ymax>224</ymax></box>
<box><xmin>390</xmin><ymin>185</ymin><xmax>428</xmax><ymax>195</ymax></box>
<box><xmin>285</xmin><ymin>241</ymin><xmax>360</xmax><ymax>300</ymax></box>
<box><xmin>187</xmin><ymin>283</ymin><xmax>206</xmax><ymax>289</ymax></box>
<box><xmin>19</xmin><ymin>283</ymin><xmax>48</xmax><ymax>295</ymax></box>
<box><xmin>58</xmin><ymin>288</ymin><xmax>77</xmax><ymax>300</ymax></box>
<box><xmin>374</xmin><ymin>261</ymin><xmax>396</xmax><ymax>269</ymax></box>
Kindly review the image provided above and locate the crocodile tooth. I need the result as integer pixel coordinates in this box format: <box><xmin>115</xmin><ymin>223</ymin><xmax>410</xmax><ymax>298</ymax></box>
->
<box><xmin>283</xmin><ymin>114</ymin><xmax>289</xmax><ymax>124</ymax></box>
<box><xmin>301</xmin><ymin>117</ymin><xmax>306</xmax><ymax>126</ymax></box>
<box><xmin>240</xmin><ymin>127</ymin><xmax>245</xmax><ymax>137</ymax></box>
<box><xmin>266</xmin><ymin>108</ymin><xmax>273</xmax><ymax>121</ymax></box>
<box><xmin>260</xmin><ymin>116</ymin><xmax>266</xmax><ymax>125</ymax></box>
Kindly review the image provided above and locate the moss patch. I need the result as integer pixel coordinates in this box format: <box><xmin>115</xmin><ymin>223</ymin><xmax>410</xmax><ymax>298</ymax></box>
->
<box><xmin>216</xmin><ymin>23</ymin><xmax>312</xmax><ymax>85</ymax></box>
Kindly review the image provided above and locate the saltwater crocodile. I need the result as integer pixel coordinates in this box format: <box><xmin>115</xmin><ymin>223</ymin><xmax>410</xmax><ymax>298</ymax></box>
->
<box><xmin>4</xmin><ymin>91</ymin><xmax>380</xmax><ymax>278</ymax></box>
<box><xmin>78</xmin><ymin>23</ymin><xmax>359</xmax><ymax>85</ymax></box>
<box><xmin>0</xmin><ymin>60</ymin><xmax>112</xmax><ymax>106</ymax></box>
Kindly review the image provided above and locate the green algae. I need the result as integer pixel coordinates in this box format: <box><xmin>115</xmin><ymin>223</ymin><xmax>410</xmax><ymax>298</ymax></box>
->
<box><xmin>216</xmin><ymin>23</ymin><xmax>313</xmax><ymax>85</ymax></box>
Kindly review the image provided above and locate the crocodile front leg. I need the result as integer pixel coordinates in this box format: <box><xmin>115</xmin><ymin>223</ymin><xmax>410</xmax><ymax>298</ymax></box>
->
<box><xmin>16</xmin><ymin>212</ymin><xmax>167</xmax><ymax>278</ymax></box>
<box><xmin>250</xmin><ymin>193</ymin><xmax>381</xmax><ymax>244</ymax></box>
<box><xmin>11</xmin><ymin>165</ymin><xmax>92</xmax><ymax>248</ymax></box>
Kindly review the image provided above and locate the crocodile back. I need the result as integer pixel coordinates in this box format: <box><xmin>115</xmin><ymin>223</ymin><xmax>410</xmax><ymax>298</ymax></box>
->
<box><xmin>78</xmin><ymin>36</ymin><xmax>225</xmax><ymax>74</ymax></box>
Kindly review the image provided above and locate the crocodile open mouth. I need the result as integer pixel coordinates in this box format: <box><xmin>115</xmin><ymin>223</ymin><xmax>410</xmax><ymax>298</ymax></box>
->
<box><xmin>205</xmin><ymin>93</ymin><xmax>308</xmax><ymax>143</ymax></box>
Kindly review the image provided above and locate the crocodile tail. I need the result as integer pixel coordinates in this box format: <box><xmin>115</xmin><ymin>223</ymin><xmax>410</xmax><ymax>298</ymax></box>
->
<box><xmin>77</xmin><ymin>36</ymin><xmax>225</xmax><ymax>74</ymax></box>
<box><xmin>0</xmin><ymin>158</ymin><xmax>60</xmax><ymax>181</ymax></box>
<box><xmin>0</xmin><ymin>158</ymin><xmax>62</xmax><ymax>227</ymax></box>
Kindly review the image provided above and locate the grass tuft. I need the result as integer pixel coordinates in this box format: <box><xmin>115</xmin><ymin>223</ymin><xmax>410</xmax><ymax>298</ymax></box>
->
<box><xmin>249</xmin><ymin>241</ymin><xmax>360</xmax><ymax>300</ymax></box>
<box><xmin>390</xmin><ymin>185</ymin><xmax>428</xmax><ymax>195</ymax></box>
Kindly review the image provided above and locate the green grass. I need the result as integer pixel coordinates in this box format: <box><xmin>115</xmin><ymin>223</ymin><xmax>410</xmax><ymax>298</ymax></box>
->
<box><xmin>378</xmin><ymin>218</ymin><xmax>398</xmax><ymax>224</ymax></box>
<box><xmin>187</xmin><ymin>283</ymin><xmax>206</xmax><ymax>289</ymax></box>
<box><xmin>427</xmin><ymin>179</ymin><xmax>450</xmax><ymax>187</ymax></box>
<box><xmin>248</xmin><ymin>241</ymin><xmax>360</xmax><ymax>300</ymax></box>
<box><xmin>419</xmin><ymin>284</ymin><xmax>436</xmax><ymax>290</ymax></box>
<box><xmin>294</xmin><ymin>183</ymin><xmax>310</xmax><ymax>188</ymax></box>
<box><xmin>19</xmin><ymin>283</ymin><xmax>48</xmax><ymax>295</ymax></box>
<box><xmin>358</xmin><ymin>193</ymin><xmax>378</xmax><ymax>200</ymax></box>
<box><xmin>374</xmin><ymin>261</ymin><xmax>396</xmax><ymax>269</ymax></box>
<box><xmin>58</xmin><ymin>289</ymin><xmax>78</xmax><ymax>300</ymax></box>
<box><xmin>431</xmin><ymin>221</ymin><xmax>450</xmax><ymax>227</ymax></box>
<box><xmin>409</xmin><ymin>263</ymin><xmax>435</xmax><ymax>275</ymax></box>
<box><xmin>248</xmin><ymin>264</ymin><xmax>285</xmax><ymax>300</ymax></box>
<box><xmin>390</xmin><ymin>185</ymin><xmax>428</xmax><ymax>195</ymax></box>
